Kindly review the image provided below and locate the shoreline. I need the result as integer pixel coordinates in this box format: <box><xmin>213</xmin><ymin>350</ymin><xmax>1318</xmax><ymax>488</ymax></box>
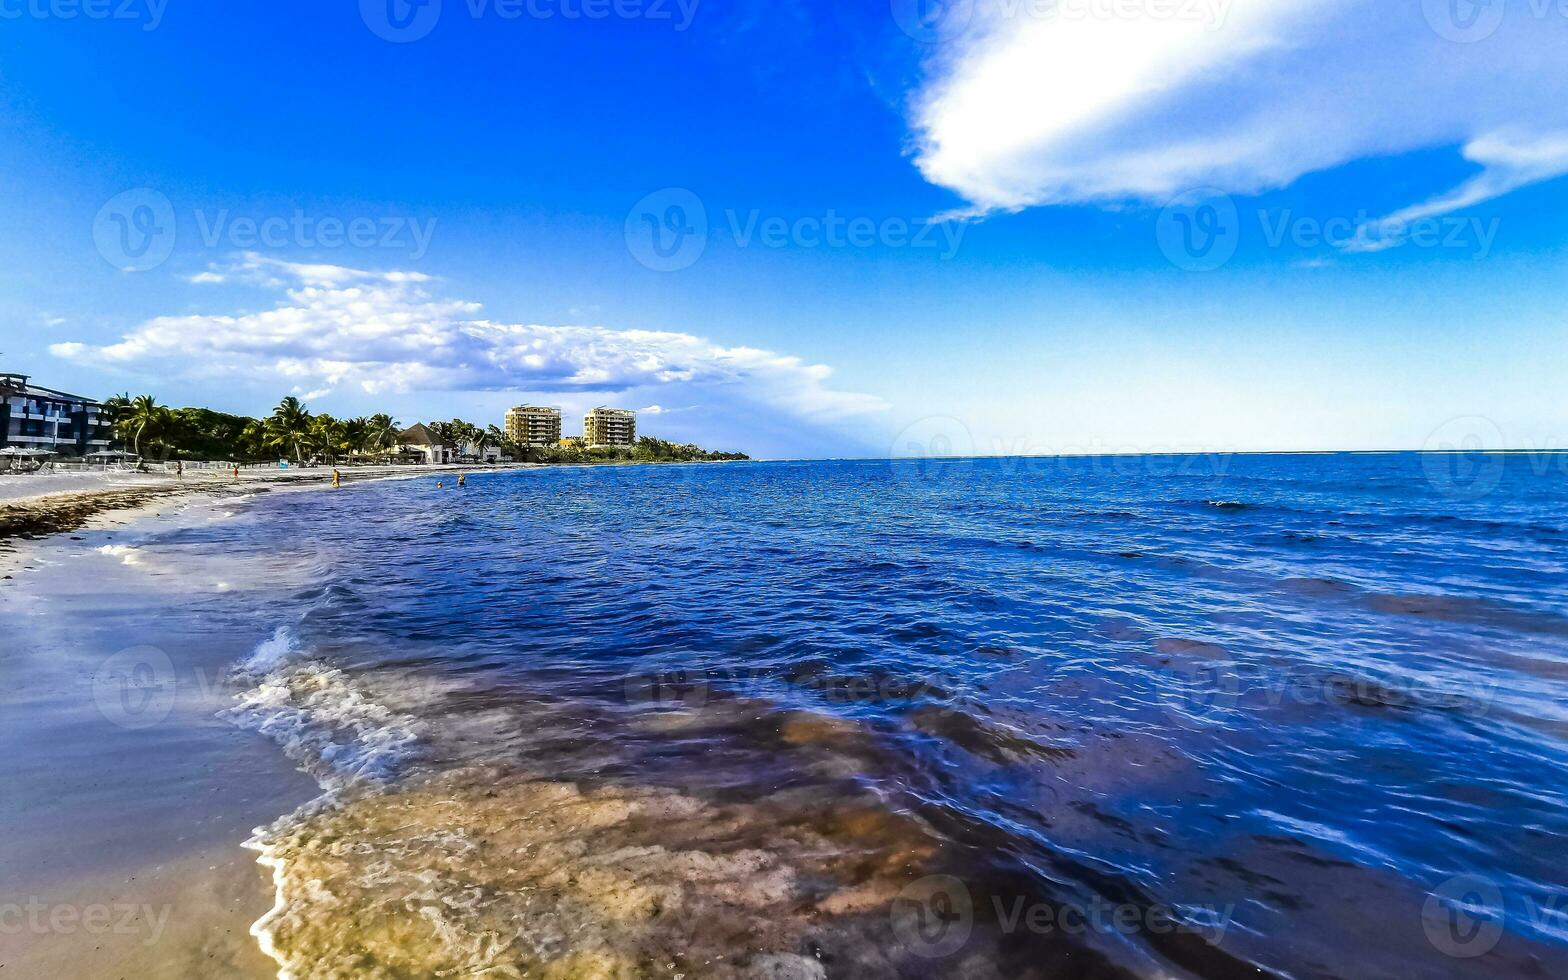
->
<box><xmin>0</xmin><ymin>462</ymin><xmax>533</xmax><ymax>553</ymax></box>
<box><xmin>0</xmin><ymin>493</ymin><xmax>336</xmax><ymax>979</ymax></box>
<box><xmin>0</xmin><ymin>457</ymin><xmax>747</xmax><ymax>552</ymax></box>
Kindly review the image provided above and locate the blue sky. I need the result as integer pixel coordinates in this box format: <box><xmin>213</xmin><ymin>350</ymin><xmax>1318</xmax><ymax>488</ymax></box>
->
<box><xmin>1</xmin><ymin>0</ymin><xmax>1565</xmax><ymax>458</ymax></box>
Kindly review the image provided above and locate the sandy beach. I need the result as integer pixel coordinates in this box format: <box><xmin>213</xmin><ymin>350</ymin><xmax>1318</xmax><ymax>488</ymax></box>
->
<box><xmin>0</xmin><ymin>463</ymin><xmax>532</xmax><ymax>978</ymax></box>
<box><xmin>0</xmin><ymin>463</ymin><xmax>534</xmax><ymax>555</ymax></box>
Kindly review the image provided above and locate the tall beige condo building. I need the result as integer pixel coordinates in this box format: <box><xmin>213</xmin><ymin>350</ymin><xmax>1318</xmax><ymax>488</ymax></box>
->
<box><xmin>584</xmin><ymin>407</ymin><xmax>636</xmax><ymax>446</ymax></box>
<box><xmin>504</xmin><ymin>405</ymin><xmax>562</xmax><ymax>446</ymax></box>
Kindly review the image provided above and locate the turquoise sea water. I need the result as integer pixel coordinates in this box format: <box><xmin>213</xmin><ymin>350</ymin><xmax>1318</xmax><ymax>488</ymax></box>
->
<box><xmin>56</xmin><ymin>454</ymin><xmax>1568</xmax><ymax>977</ymax></box>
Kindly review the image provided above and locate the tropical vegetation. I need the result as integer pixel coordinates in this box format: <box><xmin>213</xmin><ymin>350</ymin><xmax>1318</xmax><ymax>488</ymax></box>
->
<box><xmin>97</xmin><ymin>396</ymin><xmax>747</xmax><ymax>465</ymax></box>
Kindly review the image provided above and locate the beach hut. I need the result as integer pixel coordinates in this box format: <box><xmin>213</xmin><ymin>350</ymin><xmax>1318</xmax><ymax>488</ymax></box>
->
<box><xmin>394</xmin><ymin>423</ymin><xmax>450</xmax><ymax>465</ymax></box>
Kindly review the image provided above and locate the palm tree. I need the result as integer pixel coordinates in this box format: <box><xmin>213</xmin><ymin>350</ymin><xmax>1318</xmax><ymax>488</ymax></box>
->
<box><xmin>269</xmin><ymin>396</ymin><xmax>313</xmax><ymax>465</ymax></box>
<box><xmin>309</xmin><ymin>415</ymin><xmax>348</xmax><ymax>464</ymax></box>
<box><xmin>363</xmin><ymin>414</ymin><xmax>400</xmax><ymax>459</ymax></box>
<box><xmin>102</xmin><ymin>392</ymin><xmax>132</xmax><ymax>428</ymax></box>
<box><xmin>115</xmin><ymin>394</ymin><xmax>165</xmax><ymax>457</ymax></box>
<box><xmin>485</xmin><ymin>424</ymin><xmax>507</xmax><ymax>460</ymax></box>
<box><xmin>340</xmin><ymin>417</ymin><xmax>370</xmax><ymax>462</ymax></box>
<box><xmin>240</xmin><ymin>418</ymin><xmax>270</xmax><ymax>460</ymax></box>
<box><xmin>473</xmin><ymin>424</ymin><xmax>501</xmax><ymax>461</ymax></box>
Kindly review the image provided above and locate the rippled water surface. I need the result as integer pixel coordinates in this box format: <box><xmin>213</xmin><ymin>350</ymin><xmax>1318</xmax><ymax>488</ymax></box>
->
<box><xmin>144</xmin><ymin>455</ymin><xmax>1568</xmax><ymax>977</ymax></box>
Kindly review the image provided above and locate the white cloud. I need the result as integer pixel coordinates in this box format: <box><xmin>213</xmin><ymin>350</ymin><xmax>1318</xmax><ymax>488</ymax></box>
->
<box><xmin>49</xmin><ymin>255</ymin><xmax>885</xmax><ymax>423</ymax></box>
<box><xmin>1349</xmin><ymin>130</ymin><xmax>1568</xmax><ymax>249</ymax></box>
<box><xmin>911</xmin><ymin>0</ymin><xmax>1568</xmax><ymax>224</ymax></box>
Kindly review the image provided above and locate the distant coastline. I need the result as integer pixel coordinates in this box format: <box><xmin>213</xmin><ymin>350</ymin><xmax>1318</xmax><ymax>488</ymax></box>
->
<box><xmin>0</xmin><ymin>457</ymin><xmax>745</xmax><ymax>552</ymax></box>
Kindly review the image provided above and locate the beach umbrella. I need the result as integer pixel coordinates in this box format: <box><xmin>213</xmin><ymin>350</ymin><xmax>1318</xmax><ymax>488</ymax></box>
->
<box><xmin>0</xmin><ymin>447</ymin><xmax>53</xmax><ymax>456</ymax></box>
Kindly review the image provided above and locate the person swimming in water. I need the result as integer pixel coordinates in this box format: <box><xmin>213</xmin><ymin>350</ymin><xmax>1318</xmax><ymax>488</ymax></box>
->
<box><xmin>437</xmin><ymin>481</ymin><xmax>444</xmax><ymax>488</ymax></box>
<box><xmin>457</xmin><ymin>473</ymin><xmax>466</xmax><ymax>487</ymax></box>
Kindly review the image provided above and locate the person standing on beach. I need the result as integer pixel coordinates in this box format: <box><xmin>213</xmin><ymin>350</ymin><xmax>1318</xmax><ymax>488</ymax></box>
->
<box><xmin>332</xmin><ymin>467</ymin><xmax>341</xmax><ymax>488</ymax></box>
<box><xmin>175</xmin><ymin>461</ymin><xmax>183</xmax><ymax>479</ymax></box>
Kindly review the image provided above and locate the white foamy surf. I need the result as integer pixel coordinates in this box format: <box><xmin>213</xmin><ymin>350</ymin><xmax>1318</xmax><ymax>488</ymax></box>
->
<box><xmin>96</xmin><ymin>543</ymin><xmax>143</xmax><ymax>566</ymax></box>
<box><xmin>224</xmin><ymin>626</ymin><xmax>426</xmax><ymax>980</ymax></box>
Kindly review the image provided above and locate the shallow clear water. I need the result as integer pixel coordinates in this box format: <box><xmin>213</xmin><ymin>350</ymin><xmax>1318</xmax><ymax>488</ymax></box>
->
<box><xmin>106</xmin><ymin>455</ymin><xmax>1568</xmax><ymax>977</ymax></box>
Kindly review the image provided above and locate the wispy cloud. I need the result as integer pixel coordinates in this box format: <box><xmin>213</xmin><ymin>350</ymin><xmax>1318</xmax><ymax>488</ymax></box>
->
<box><xmin>1348</xmin><ymin>130</ymin><xmax>1568</xmax><ymax>250</ymax></box>
<box><xmin>49</xmin><ymin>254</ymin><xmax>886</xmax><ymax>423</ymax></box>
<box><xmin>911</xmin><ymin>1</ymin><xmax>1568</xmax><ymax>225</ymax></box>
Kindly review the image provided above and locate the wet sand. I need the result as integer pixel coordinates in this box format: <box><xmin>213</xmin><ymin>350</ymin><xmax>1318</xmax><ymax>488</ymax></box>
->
<box><xmin>0</xmin><ymin>488</ymin><xmax>348</xmax><ymax>978</ymax></box>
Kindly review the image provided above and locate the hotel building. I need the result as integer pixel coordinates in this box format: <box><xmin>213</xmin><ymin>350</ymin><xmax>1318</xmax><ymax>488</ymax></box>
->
<box><xmin>1</xmin><ymin>373</ymin><xmax>112</xmax><ymax>456</ymax></box>
<box><xmin>504</xmin><ymin>405</ymin><xmax>563</xmax><ymax>446</ymax></box>
<box><xmin>583</xmin><ymin>407</ymin><xmax>636</xmax><ymax>447</ymax></box>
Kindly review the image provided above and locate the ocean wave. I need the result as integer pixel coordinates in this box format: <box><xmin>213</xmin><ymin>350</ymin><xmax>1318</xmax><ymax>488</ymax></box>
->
<box><xmin>225</xmin><ymin>627</ymin><xmax>421</xmax><ymax>793</ymax></box>
<box><xmin>227</xmin><ymin>664</ymin><xmax>991</xmax><ymax>979</ymax></box>
<box><xmin>1200</xmin><ymin>499</ymin><xmax>1252</xmax><ymax>510</ymax></box>
<box><xmin>226</xmin><ymin>627</ymin><xmax>433</xmax><ymax>980</ymax></box>
<box><xmin>96</xmin><ymin>543</ymin><xmax>143</xmax><ymax>566</ymax></box>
